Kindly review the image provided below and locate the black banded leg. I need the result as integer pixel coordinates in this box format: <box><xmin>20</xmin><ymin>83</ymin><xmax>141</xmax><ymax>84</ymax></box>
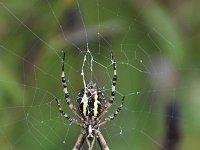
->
<box><xmin>97</xmin><ymin>96</ymin><xmax>125</xmax><ymax>127</ymax></box>
<box><xmin>55</xmin><ymin>98</ymin><xmax>82</xmax><ymax>127</ymax></box>
<box><xmin>109</xmin><ymin>51</ymin><xmax>117</xmax><ymax>106</ymax></box>
<box><xmin>96</xmin><ymin>52</ymin><xmax>117</xmax><ymax>121</ymax></box>
<box><xmin>61</xmin><ymin>52</ymin><xmax>73</xmax><ymax>109</ymax></box>
<box><xmin>96</xmin><ymin>131</ymin><xmax>109</xmax><ymax>150</ymax></box>
<box><xmin>61</xmin><ymin>52</ymin><xmax>82</xmax><ymax>120</ymax></box>
<box><xmin>73</xmin><ymin>130</ymin><xmax>87</xmax><ymax>150</ymax></box>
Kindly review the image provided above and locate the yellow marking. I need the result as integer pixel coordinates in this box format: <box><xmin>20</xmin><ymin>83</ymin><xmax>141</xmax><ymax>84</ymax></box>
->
<box><xmin>81</xmin><ymin>93</ymin><xmax>88</xmax><ymax>117</ymax></box>
<box><xmin>93</xmin><ymin>92</ymin><xmax>99</xmax><ymax>117</ymax></box>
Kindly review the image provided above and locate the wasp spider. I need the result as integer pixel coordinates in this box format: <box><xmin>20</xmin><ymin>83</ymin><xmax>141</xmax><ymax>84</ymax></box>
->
<box><xmin>55</xmin><ymin>52</ymin><xmax>125</xmax><ymax>150</ymax></box>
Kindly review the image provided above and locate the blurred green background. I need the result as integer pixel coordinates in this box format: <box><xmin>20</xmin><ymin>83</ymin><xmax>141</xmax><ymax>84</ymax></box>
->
<box><xmin>0</xmin><ymin>0</ymin><xmax>200</xmax><ymax>149</ymax></box>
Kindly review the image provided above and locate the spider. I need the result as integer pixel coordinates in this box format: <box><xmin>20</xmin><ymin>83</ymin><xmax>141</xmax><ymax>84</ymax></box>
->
<box><xmin>55</xmin><ymin>52</ymin><xmax>125</xmax><ymax>150</ymax></box>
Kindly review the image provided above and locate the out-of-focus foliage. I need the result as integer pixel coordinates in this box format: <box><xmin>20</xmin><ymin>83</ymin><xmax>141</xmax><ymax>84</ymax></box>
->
<box><xmin>0</xmin><ymin>0</ymin><xmax>200</xmax><ymax>149</ymax></box>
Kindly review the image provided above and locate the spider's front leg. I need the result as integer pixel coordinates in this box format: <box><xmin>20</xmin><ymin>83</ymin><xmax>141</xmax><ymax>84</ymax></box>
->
<box><xmin>61</xmin><ymin>52</ymin><xmax>83</xmax><ymax>120</ymax></box>
<box><xmin>109</xmin><ymin>51</ymin><xmax>117</xmax><ymax>106</ymax></box>
<box><xmin>97</xmin><ymin>51</ymin><xmax>117</xmax><ymax>120</ymax></box>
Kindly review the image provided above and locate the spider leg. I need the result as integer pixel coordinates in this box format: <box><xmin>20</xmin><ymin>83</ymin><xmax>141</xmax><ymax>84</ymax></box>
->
<box><xmin>96</xmin><ymin>52</ymin><xmax>117</xmax><ymax>120</ymax></box>
<box><xmin>96</xmin><ymin>130</ymin><xmax>109</xmax><ymax>150</ymax></box>
<box><xmin>61</xmin><ymin>52</ymin><xmax>83</xmax><ymax>120</ymax></box>
<box><xmin>73</xmin><ymin>130</ymin><xmax>87</xmax><ymax>150</ymax></box>
<box><xmin>109</xmin><ymin>51</ymin><xmax>117</xmax><ymax>105</ymax></box>
<box><xmin>97</xmin><ymin>96</ymin><xmax>125</xmax><ymax>127</ymax></box>
<box><xmin>55</xmin><ymin>98</ymin><xmax>82</xmax><ymax>127</ymax></box>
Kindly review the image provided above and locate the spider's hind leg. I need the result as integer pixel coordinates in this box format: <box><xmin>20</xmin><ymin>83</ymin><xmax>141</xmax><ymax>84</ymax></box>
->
<box><xmin>73</xmin><ymin>130</ymin><xmax>87</xmax><ymax>150</ymax></box>
<box><xmin>96</xmin><ymin>130</ymin><xmax>109</xmax><ymax>150</ymax></box>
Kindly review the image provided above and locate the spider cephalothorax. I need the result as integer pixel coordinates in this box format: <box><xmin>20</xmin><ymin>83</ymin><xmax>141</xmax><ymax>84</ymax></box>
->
<box><xmin>55</xmin><ymin>52</ymin><xmax>125</xmax><ymax>150</ymax></box>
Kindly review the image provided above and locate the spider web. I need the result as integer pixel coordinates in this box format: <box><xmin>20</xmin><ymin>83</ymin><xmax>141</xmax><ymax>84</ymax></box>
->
<box><xmin>0</xmin><ymin>0</ymin><xmax>200</xmax><ymax>150</ymax></box>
